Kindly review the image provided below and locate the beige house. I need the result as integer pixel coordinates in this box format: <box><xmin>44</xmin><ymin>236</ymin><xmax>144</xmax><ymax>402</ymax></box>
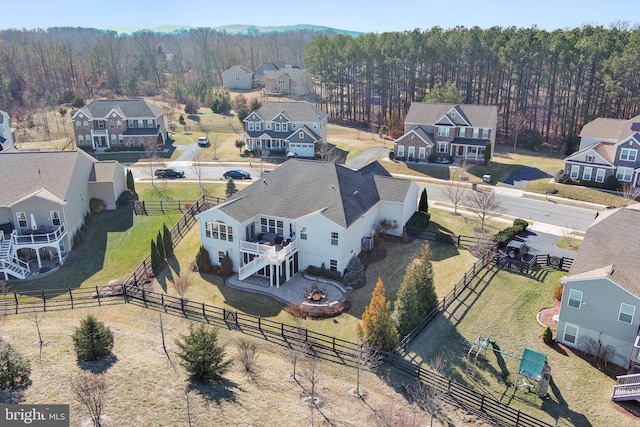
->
<box><xmin>263</xmin><ymin>67</ymin><xmax>307</xmax><ymax>96</ymax></box>
<box><xmin>0</xmin><ymin>150</ymin><xmax>125</xmax><ymax>279</ymax></box>
<box><xmin>222</xmin><ymin>65</ymin><xmax>253</xmax><ymax>90</ymax></box>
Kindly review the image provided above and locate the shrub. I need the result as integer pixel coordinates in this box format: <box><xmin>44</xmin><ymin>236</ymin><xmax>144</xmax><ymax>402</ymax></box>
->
<box><xmin>184</xmin><ymin>98</ymin><xmax>198</xmax><ymax>115</ymax></box>
<box><xmin>343</xmin><ymin>255</ymin><xmax>366</xmax><ymax>287</ymax></box>
<box><xmin>175</xmin><ymin>324</ymin><xmax>232</xmax><ymax>383</ymax></box>
<box><xmin>554</xmin><ymin>284</ymin><xmax>564</xmax><ymax>301</ymax></box>
<box><xmin>237</xmin><ymin>339</ymin><xmax>259</xmax><ymax>374</ymax></box>
<box><xmin>541</xmin><ymin>327</ymin><xmax>553</xmax><ymax>344</ymax></box>
<box><xmin>494</xmin><ymin>218</ymin><xmax>529</xmax><ymax>249</ymax></box>
<box><xmin>405</xmin><ymin>211</ymin><xmax>431</xmax><ymax>231</ymax></box>
<box><xmin>388</xmin><ymin>151</ymin><xmax>395</xmax><ymax>160</ymax></box>
<box><xmin>220</xmin><ymin>251</ymin><xmax>233</xmax><ymax>276</ymax></box>
<box><xmin>512</xmin><ymin>219</ymin><xmax>530</xmax><ymax>233</ymax></box>
<box><xmin>72</xmin><ymin>95</ymin><xmax>85</xmax><ymax>108</ymax></box>
<box><xmin>89</xmin><ymin>198</ymin><xmax>106</xmax><ymax>214</ymax></box>
<box><xmin>116</xmin><ymin>191</ymin><xmax>132</xmax><ymax>208</ymax></box>
<box><xmin>195</xmin><ymin>245</ymin><xmax>211</xmax><ymax>271</ymax></box>
<box><xmin>604</xmin><ymin>175</ymin><xmax>620</xmax><ymax>191</ymax></box>
<box><xmin>427</xmin><ymin>154</ymin><xmax>437</xmax><ymax>163</ymax></box>
<box><xmin>0</xmin><ymin>343</ymin><xmax>31</xmax><ymax>390</ymax></box>
<box><xmin>306</xmin><ymin>264</ymin><xmax>342</xmax><ymax>281</ymax></box>
<box><xmin>72</xmin><ymin>316</ymin><xmax>114</xmax><ymax>361</ymax></box>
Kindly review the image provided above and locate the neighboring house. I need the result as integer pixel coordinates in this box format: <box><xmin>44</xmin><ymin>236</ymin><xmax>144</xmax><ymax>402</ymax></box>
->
<box><xmin>197</xmin><ymin>160</ymin><xmax>419</xmax><ymax>287</ymax></box>
<box><xmin>0</xmin><ymin>150</ymin><xmax>126</xmax><ymax>279</ymax></box>
<box><xmin>0</xmin><ymin>110</ymin><xmax>16</xmax><ymax>151</ymax></box>
<box><xmin>71</xmin><ymin>99</ymin><xmax>167</xmax><ymax>151</ymax></box>
<box><xmin>254</xmin><ymin>61</ymin><xmax>289</xmax><ymax>86</ymax></box>
<box><xmin>243</xmin><ymin>102</ymin><xmax>328</xmax><ymax>158</ymax></box>
<box><xmin>556</xmin><ymin>205</ymin><xmax>640</xmax><ymax>370</ymax></box>
<box><xmin>222</xmin><ymin>65</ymin><xmax>253</xmax><ymax>90</ymax></box>
<box><xmin>393</xmin><ymin>103</ymin><xmax>498</xmax><ymax>162</ymax></box>
<box><xmin>263</xmin><ymin>67</ymin><xmax>308</xmax><ymax>96</ymax></box>
<box><xmin>564</xmin><ymin>115</ymin><xmax>640</xmax><ymax>187</ymax></box>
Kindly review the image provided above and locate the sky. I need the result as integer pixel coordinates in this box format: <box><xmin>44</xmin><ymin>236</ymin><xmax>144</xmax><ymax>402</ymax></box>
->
<box><xmin>3</xmin><ymin>0</ymin><xmax>639</xmax><ymax>33</ymax></box>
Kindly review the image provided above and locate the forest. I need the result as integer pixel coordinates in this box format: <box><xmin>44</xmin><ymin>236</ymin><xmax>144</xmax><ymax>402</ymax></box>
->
<box><xmin>1</xmin><ymin>24</ymin><xmax>639</xmax><ymax>151</ymax></box>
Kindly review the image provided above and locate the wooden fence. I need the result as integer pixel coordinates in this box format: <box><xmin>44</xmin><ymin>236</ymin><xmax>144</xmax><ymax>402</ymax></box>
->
<box><xmin>132</xmin><ymin>197</ymin><xmax>225</xmax><ymax>216</ymax></box>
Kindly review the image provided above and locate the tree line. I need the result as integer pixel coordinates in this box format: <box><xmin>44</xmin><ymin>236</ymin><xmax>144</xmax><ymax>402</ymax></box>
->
<box><xmin>1</xmin><ymin>24</ymin><xmax>639</xmax><ymax>151</ymax></box>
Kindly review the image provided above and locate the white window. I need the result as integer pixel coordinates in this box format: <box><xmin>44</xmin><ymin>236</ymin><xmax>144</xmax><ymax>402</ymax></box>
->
<box><xmin>437</xmin><ymin>141</ymin><xmax>448</xmax><ymax>153</ymax></box>
<box><xmin>595</xmin><ymin>169</ymin><xmax>605</xmax><ymax>183</ymax></box>
<box><xmin>331</xmin><ymin>232</ymin><xmax>339</xmax><ymax>246</ymax></box>
<box><xmin>247</xmin><ymin>122</ymin><xmax>254</xmax><ymax>131</ymax></box>
<box><xmin>459</xmin><ymin>127</ymin><xmax>466</xmax><ymax>137</ymax></box>
<box><xmin>330</xmin><ymin>259</ymin><xmax>338</xmax><ymax>271</ymax></box>
<box><xmin>50</xmin><ymin>211</ymin><xmax>61</xmax><ymax>226</ymax></box>
<box><xmin>300</xmin><ymin>227</ymin><xmax>307</xmax><ymax>240</ymax></box>
<box><xmin>482</xmin><ymin>128</ymin><xmax>489</xmax><ymax>138</ymax></box>
<box><xmin>148</xmin><ymin>120</ymin><xmax>154</xmax><ymax>128</ymax></box>
<box><xmin>109</xmin><ymin>120</ymin><xmax>115</xmax><ymax>129</ymax></box>
<box><xmin>616</xmin><ymin>167</ymin><xmax>633</xmax><ymax>182</ymax></box>
<box><xmin>128</xmin><ymin>120</ymin><xmax>135</xmax><ymax>128</ymax></box>
<box><xmin>567</xmin><ymin>289</ymin><xmax>582</xmax><ymax>308</ymax></box>
<box><xmin>313</xmin><ymin>123</ymin><xmax>318</xmax><ymax>129</ymax></box>
<box><xmin>266</xmin><ymin>122</ymin><xmax>272</xmax><ymax>130</ymax></box>
<box><xmin>438</xmin><ymin>127</ymin><xmax>450</xmax><ymax>137</ymax></box>
<box><xmin>117</xmin><ymin>120</ymin><xmax>122</xmax><ymax>129</ymax></box>
<box><xmin>275</xmin><ymin>123</ymin><xmax>281</xmax><ymax>132</ymax></box>
<box><xmin>450</xmin><ymin>111</ymin><xmax>456</xmax><ymax>118</ymax></box>
<box><xmin>570</xmin><ymin>165</ymin><xmax>580</xmax><ymax>179</ymax></box>
<box><xmin>139</xmin><ymin>138</ymin><xmax>144</xmax><ymax>146</ymax></box>
<box><xmin>128</xmin><ymin>137</ymin><xmax>134</xmax><ymax>145</ymax></box>
<box><xmin>620</xmin><ymin>148</ymin><xmax>638</xmax><ymax>162</ymax></box>
<box><xmin>137</xmin><ymin>119</ymin><xmax>144</xmax><ymax>128</ymax></box>
<box><xmin>260</xmin><ymin>217</ymin><xmax>268</xmax><ymax>233</ymax></box>
<box><xmin>119</xmin><ymin>135</ymin><xmax>124</xmax><ymax>144</ymax></box>
<box><xmin>397</xmin><ymin>145</ymin><xmax>405</xmax><ymax>157</ymax></box>
<box><xmin>418</xmin><ymin>147</ymin><xmax>426</xmax><ymax>159</ymax></box>
<box><xmin>255</xmin><ymin>122</ymin><xmax>261</xmax><ymax>131</ymax></box>
<box><xmin>111</xmin><ymin>134</ymin><xmax>117</xmax><ymax>144</ymax></box>
<box><xmin>97</xmin><ymin>121</ymin><xmax>104</xmax><ymax>129</ymax></box>
<box><xmin>78</xmin><ymin>135</ymin><xmax>84</xmax><ymax>145</ymax></box>
<box><xmin>83</xmin><ymin>121</ymin><xmax>89</xmax><ymax>129</ymax></box>
<box><xmin>299</xmin><ymin>132</ymin><xmax>304</xmax><ymax>139</ymax></box>
<box><xmin>218</xmin><ymin>251</ymin><xmax>225</xmax><ymax>263</ymax></box>
<box><xmin>16</xmin><ymin>212</ymin><xmax>27</xmax><ymax>228</ymax></box>
<box><xmin>282</xmin><ymin>123</ymin><xmax>288</xmax><ymax>132</ymax></box>
<box><xmin>563</xmin><ymin>324</ymin><xmax>578</xmax><ymax>344</ymax></box>
<box><xmin>75</xmin><ymin>120</ymin><xmax>82</xmax><ymax>129</ymax></box>
<box><xmin>235</xmin><ymin>74</ymin><xmax>240</xmax><ymax>81</ymax></box>
<box><xmin>582</xmin><ymin>167</ymin><xmax>592</xmax><ymax>181</ymax></box>
<box><xmin>585</xmin><ymin>155</ymin><xmax>595</xmax><ymax>163</ymax></box>
<box><xmin>619</xmin><ymin>303</ymin><xmax>635</xmax><ymax>324</ymax></box>
<box><xmin>473</xmin><ymin>128</ymin><xmax>479</xmax><ymax>138</ymax></box>
<box><xmin>408</xmin><ymin>146</ymin><xmax>415</xmax><ymax>159</ymax></box>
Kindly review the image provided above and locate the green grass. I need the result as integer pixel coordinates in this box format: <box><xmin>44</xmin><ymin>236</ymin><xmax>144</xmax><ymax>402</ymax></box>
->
<box><xmin>404</xmin><ymin>266</ymin><xmax>631</xmax><ymax>427</ymax></box>
<box><xmin>525</xmin><ymin>180</ymin><xmax>628</xmax><ymax>207</ymax></box>
<box><xmin>554</xmin><ymin>236</ymin><xmax>581</xmax><ymax>251</ymax></box>
<box><xmin>135</xmin><ymin>182</ymin><xmax>227</xmax><ymax>201</ymax></box>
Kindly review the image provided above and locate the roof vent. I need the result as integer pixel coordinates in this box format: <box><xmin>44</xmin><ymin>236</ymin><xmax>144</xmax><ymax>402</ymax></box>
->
<box><xmin>607</xmin><ymin>265</ymin><xmax>615</xmax><ymax>276</ymax></box>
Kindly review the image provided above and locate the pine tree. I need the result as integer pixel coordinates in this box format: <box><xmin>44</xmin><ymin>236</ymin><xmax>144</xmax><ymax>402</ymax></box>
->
<box><xmin>484</xmin><ymin>141</ymin><xmax>492</xmax><ymax>165</ymax></box>
<box><xmin>343</xmin><ymin>255</ymin><xmax>365</xmax><ymax>287</ymax></box>
<box><xmin>150</xmin><ymin>240</ymin><xmax>162</xmax><ymax>274</ymax></box>
<box><xmin>126</xmin><ymin>169</ymin><xmax>136</xmax><ymax>194</ymax></box>
<box><xmin>156</xmin><ymin>231</ymin><xmax>165</xmax><ymax>260</ymax></box>
<box><xmin>195</xmin><ymin>245</ymin><xmax>210</xmax><ymax>271</ymax></box>
<box><xmin>357</xmin><ymin>278</ymin><xmax>398</xmax><ymax>351</ymax></box>
<box><xmin>226</xmin><ymin>178</ymin><xmax>238</xmax><ymax>198</ymax></box>
<box><xmin>220</xmin><ymin>251</ymin><xmax>233</xmax><ymax>275</ymax></box>
<box><xmin>72</xmin><ymin>316</ymin><xmax>114</xmax><ymax>361</ymax></box>
<box><xmin>0</xmin><ymin>343</ymin><xmax>31</xmax><ymax>390</ymax></box>
<box><xmin>175</xmin><ymin>324</ymin><xmax>232</xmax><ymax>383</ymax></box>
<box><xmin>418</xmin><ymin>188</ymin><xmax>429</xmax><ymax>213</ymax></box>
<box><xmin>162</xmin><ymin>223</ymin><xmax>174</xmax><ymax>258</ymax></box>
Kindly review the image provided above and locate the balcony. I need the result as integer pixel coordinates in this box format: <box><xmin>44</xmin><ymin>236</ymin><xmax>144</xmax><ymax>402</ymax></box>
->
<box><xmin>238</xmin><ymin>238</ymin><xmax>298</xmax><ymax>281</ymax></box>
<box><xmin>12</xmin><ymin>224</ymin><xmax>66</xmax><ymax>247</ymax></box>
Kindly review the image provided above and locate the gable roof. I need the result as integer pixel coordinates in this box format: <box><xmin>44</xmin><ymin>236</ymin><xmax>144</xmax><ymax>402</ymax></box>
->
<box><xmin>0</xmin><ymin>150</ymin><xmax>97</xmax><ymax>207</ymax></box>
<box><xmin>394</xmin><ymin>126</ymin><xmax>435</xmax><ymax>146</ymax></box>
<box><xmin>579</xmin><ymin>115</ymin><xmax>640</xmax><ymax>142</ymax></box>
<box><xmin>564</xmin><ymin>141</ymin><xmax>616</xmax><ymax>166</ymax></box>
<box><xmin>405</xmin><ymin>103</ymin><xmax>498</xmax><ymax>128</ymax></box>
<box><xmin>566</xmin><ymin>204</ymin><xmax>640</xmax><ymax>297</ymax></box>
<box><xmin>224</xmin><ymin>65</ymin><xmax>252</xmax><ymax>75</ymax></box>
<box><xmin>212</xmin><ymin>160</ymin><xmax>409</xmax><ymax>228</ymax></box>
<box><xmin>249</xmin><ymin>102</ymin><xmax>328</xmax><ymax>123</ymax></box>
<box><xmin>74</xmin><ymin>99</ymin><xmax>164</xmax><ymax>120</ymax></box>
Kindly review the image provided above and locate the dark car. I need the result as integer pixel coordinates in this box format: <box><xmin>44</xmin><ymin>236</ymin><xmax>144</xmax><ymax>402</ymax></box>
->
<box><xmin>154</xmin><ymin>168</ymin><xmax>185</xmax><ymax>178</ymax></box>
<box><xmin>223</xmin><ymin>169</ymin><xmax>251</xmax><ymax>180</ymax></box>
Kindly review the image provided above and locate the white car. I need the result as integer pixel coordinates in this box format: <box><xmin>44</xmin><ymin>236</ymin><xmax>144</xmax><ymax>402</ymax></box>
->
<box><xmin>197</xmin><ymin>136</ymin><xmax>210</xmax><ymax>147</ymax></box>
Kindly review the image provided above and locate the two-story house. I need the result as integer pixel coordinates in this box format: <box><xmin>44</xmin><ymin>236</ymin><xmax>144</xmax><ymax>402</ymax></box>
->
<box><xmin>0</xmin><ymin>150</ymin><xmax>125</xmax><ymax>280</ymax></box>
<box><xmin>243</xmin><ymin>102</ymin><xmax>328</xmax><ymax>158</ymax></box>
<box><xmin>0</xmin><ymin>110</ymin><xmax>15</xmax><ymax>151</ymax></box>
<box><xmin>564</xmin><ymin>115</ymin><xmax>640</xmax><ymax>187</ymax></box>
<box><xmin>393</xmin><ymin>103</ymin><xmax>498</xmax><ymax>162</ymax></box>
<box><xmin>197</xmin><ymin>159</ymin><xmax>419</xmax><ymax>288</ymax></box>
<box><xmin>556</xmin><ymin>204</ymin><xmax>640</xmax><ymax>370</ymax></box>
<box><xmin>71</xmin><ymin>99</ymin><xmax>167</xmax><ymax>151</ymax></box>
<box><xmin>222</xmin><ymin>65</ymin><xmax>253</xmax><ymax>90</ymax></box>
<box><xmin>254</xmin><ymin>62</ymin><xmax>288</xmax><ymax>86</ymax></box>
<box><xmin>263</xmin><ymin>67</ymin><xmax>307</xmax><ymax>96</ymax></box>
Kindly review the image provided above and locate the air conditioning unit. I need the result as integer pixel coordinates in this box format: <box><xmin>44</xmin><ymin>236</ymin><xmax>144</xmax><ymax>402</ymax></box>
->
<box><xmin>362</xmin><ymin>235</ymin><xmax>374</xmax><ymax>251</ymax></box>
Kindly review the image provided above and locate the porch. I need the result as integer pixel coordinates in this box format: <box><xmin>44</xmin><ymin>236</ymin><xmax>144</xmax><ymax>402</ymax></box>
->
<box><xmin>238</xmin><ymin>236</ymin><xmax>299</xmax><ymax>287</ymax></box>
<box><xmin>10</xmin><ymin>224</ymin><xmax>66</xmax><ymax>269</ymax></box>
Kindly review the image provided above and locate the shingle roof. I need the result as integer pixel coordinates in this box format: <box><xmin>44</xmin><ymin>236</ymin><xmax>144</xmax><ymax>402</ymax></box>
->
<box><xmin>251</xmin><ymin>102</ymin><xmax>328</xmax><ymax>123</ymax></box>
<box><xmin>566</xmin><ymin>204</ymin><xmax>640</xmax><ymax>296</ymax></box>
<box><xmin>226</xmin><ymin>65</ymin><xmax>252</xmax><ymax>74</ymax></box>
<box><xmin>90</xmin><ymin>161</ymin><xmax>120</xmax><ymax>182</ymax></box>
<box><xmin>216</xmin><ymin>160</ymin><xmax>408</xmax><ymax>228</ymax></box>
<box><xmin>0</xmin><ymin>150</ymin><xmax>95</xmax><ymax>207</ymax></box>
<box><xmin>79</xmin><ymin>99</ymin><xmax>164</xmax><ymax>120</ymax></box>
<box><xmin>405</xmin><ymin>103</ymin><xmax>498</xmax><ymax>128</ymax></box>
<box><xmin>579</xmin><ymin>114</ymin><xmax>640</xmax><ymax>142</ymax></box>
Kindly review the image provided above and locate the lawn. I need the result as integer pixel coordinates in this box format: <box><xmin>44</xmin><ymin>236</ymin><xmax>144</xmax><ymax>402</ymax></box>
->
<box><xmin>403</xmin><ymin>266</ymin><xmax>633</xmax><ymax>427</ymax></box>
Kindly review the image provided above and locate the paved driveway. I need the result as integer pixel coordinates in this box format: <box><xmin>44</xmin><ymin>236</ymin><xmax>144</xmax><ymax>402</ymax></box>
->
<box><xmin>517</xmin><ymin>230</ymin><xmax>577</xmax><ymax>259</ymax></box>
<box><xmin>345</xmin><ymin>146</ymin><xmax>389</xmax><ymax>170</ymax></box>
<box><xmin>502</xmin><ymin>166</ymin><xmax>552</xmax><ymax>189</ymax></box>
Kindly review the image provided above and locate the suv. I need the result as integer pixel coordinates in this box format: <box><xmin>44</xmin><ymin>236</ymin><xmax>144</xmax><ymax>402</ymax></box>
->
<box><xmin>505</xmin><ymin>240</ymin><xmax>530</xmax><ymax>260</ymax></box>
<box><xmin>154</xmin><ymin>168</ymin><xmax>185</xmax><ymax>179</ymax></box>
<box><xmin>197</xmin><ymin>136</ymin><xmax>210</xmax><ymax>147</ymax></box>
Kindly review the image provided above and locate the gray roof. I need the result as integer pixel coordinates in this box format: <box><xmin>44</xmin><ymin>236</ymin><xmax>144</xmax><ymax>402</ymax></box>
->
<box><xmin>250</xmin><ymin>102</ymin><xmax>328</xmax><ymax>123</ymax></box>
<box><xmin>566</xmin><ymin>204</ymin><xmax>640</xmax><ymax>296</ymax></box>
<box><xmin>90</xmin><ymin>161</ymin><xmax>120</xmax><ymax>182</ymax></box>
<box><xmin>405</xmin><ymin>102</ymin><xmax>498</xmax><ymax>128</ymax></box>
<box><xmin>0</xmin><ymin>150</ymin><xmax>96</xmax><ymax>207</ymax></box>
<box><xmin>395</xmin><ymin>126</ymin><xmax>435</xmax><ymax>146</ymax></box>
<box><xmin>579</xmin><ymin>114</ymin><xmax>640</xmax><ymax>142</ymax></box>
<box><xmin>78</xmin><ymin>99</ymin><xmax>164</xmax><ymax>120</ymax></box>
<box><xmin>216</xmin><ymin>160</ymin><xmax>409</xmax><ymax>228</ymax></box>
<box><xmin>225</xmin><ymin>65</ymin><xmax>252</xmax><ymax>74</ymax></box>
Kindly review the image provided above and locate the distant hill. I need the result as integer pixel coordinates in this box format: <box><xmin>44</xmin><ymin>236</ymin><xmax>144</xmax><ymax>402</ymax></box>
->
<box><xmin>107</xmin><ymin>24</ymin><xmax>362</xmax><ymax>37</ymax></box>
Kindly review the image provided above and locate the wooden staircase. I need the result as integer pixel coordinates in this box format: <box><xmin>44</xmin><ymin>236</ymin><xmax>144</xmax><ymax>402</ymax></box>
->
<box><xmin>612</xmin><ymin>373</ymin><xmax>640</xmax><ymax>402</ymax></box>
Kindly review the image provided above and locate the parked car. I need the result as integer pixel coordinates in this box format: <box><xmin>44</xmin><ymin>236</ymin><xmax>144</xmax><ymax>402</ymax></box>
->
<box><xmin>154</xmin><ymin>168</ymin><xmax>185</xmax><ymax>179</ymax></box>
<box><xmin>197</xmin><ymin>136</ymin><xmax>210</xmax><ymax>147</ymax></box>
<box><xmin>505</xmin><ymin>240</ymin><xmax>530</xmax><ymax>260</ymax></box>
<box><xmin>223</xmin><ymin>169</ymin><xmax>251</xmax><ymax>180</ymax></box>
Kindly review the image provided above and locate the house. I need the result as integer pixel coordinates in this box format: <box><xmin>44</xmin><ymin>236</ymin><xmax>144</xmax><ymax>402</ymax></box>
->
<box><xmin>0</xmin><ymin>150</ymin><xmax>126</xmax><ymax>279</ymax></box>
<box><xmin>563</xmin><ymin>115</ymin><xmax>640</xmax><ymax>187</ymax></box>
<box><xmin>254</xmin><ymin>61</ymin><xmax>289</xmax><ymax>86</ymax></box>
<box><xmin>71</xmin><ymin>99</ymin><xmax>167</xmax><ymax>151</ymax></box>
<box><xmin>222</xmin><ymin>65</ymin><xmax>253</xmax><ymax>90</ymax></box>
<box><xmin>0</xmin><ymin>110</ymin><xmax>16</xmax><ymax>150</ymax></box>
<box><xmin>556</xmin><ymin>204</ymin><xmax>640</xmax><ymax>370</ymax></box>
<box><xmin>243</xmin><ymin>102</ymin><xmax>328</xmax><ymax>158</ymax></box>
<box><xmin>197</xmin><ymin>159</ymin><xmax>419</xmax><ymax>287</ymax></box>
<box><xmin>393</xmin><ymin>103</ymin><xmax>498</xmax><ymax>162</ymax></box>
<box><xmin>263</xmin><ymin>67</ymin><xmax>308</xmax><ymax>96</ymax></box>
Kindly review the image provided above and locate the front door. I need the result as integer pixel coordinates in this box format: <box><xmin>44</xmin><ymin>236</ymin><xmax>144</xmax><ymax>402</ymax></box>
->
<box><xmin>457</xmin><ymin>145</ymin><xmax>465</xmax><ymax>156</ymax></box>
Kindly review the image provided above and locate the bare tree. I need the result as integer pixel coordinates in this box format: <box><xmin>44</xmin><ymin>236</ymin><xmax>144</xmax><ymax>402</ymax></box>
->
<box><xmin>621</xmin><ymin>183</ymin><xmax>640</xmax><ymax>205</ymax></box>
<box><xmin>191</xmin><ymin>150</ymin><xmax>207</xmax><ymax>192</ymax></box>
<box><xmin>285</xmin><ymin>323</ymin><xmax>310</xmax><ymax>382</ymax></box>
<box><xmin>409</xmin><ymin>354</ymin><xmax>446</xmax><ymax>427</ymax></box>
<box><xmin>354</xmin><ymin>342</ymin><xmax>384</xmax><ymax>397</ymax></box>
<box><xmin>457</xmin><ymin>159</ymin><xmax>473</xmax><ymax>181</ymax></box>
<box><xmin>444</xmin><ymin>183</ymin><xmax>468</xmax><ymax>215</ymax></box>
<box><xmin>237</xmin><ymin>339</ymin><xmax>260</xmax><ymax>377</ymax></box>
<box><xmin>70</xmin><ymin>373</ymin><xmax>108</xmax><ymax>427</ymax></box>
<box><xmin>466</xmin><ymin>189</ymin><xmax>502</xmax><ymax>231</ymax></box>
<box><xmin>32</xmin><ymin>311</ymin><xmax>45</xmax><ymax>366</ymax></box>
<box><xmin>315</xmin><ymin>141</ymin><xmax>341</xmax><ymax>163</ymax></box>
<box><xmin>171</xmin><ymin>273</ymin><xmax>192</xmax><ymax>300</ymax></box>
<box><xmin>561</xmin><ymin>224</ymin><xmax>578</xmax><ymax>249</ymax></box>
<box><xmin>301</xmin><ymin>354</ymin><xmax>324</xmax><ymax>426</ymax></box>
<box><xmin>210</xmin><ymin>135</ymin><xmax>220</xmax><ymax>161</ymax></box>
<box><xmin>158</xmin><ymin>309</ymin><xmax>177</xmax><ymax>373</ymax></box>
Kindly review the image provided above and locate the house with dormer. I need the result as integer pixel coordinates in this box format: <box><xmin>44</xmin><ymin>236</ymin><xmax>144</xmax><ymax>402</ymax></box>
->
<box><xmin>393</xmin><ymin>103</ymin><xmax>498</xmax><ymax>162</ymax></box>
<box><xmin>564</xmin><ymin>115</ymin><xmax>640</xmax><ymax>186</ymax></box>
<box><xmin>71</xmin><ymin>99</ymin><xmax>167</xmax><ymax>151</ymax></box>
<box><xmin>243</xmin><ymin>102</ymin><xmax>328</xmax><ymax>158</ymax></box>
<box><xmin>197</xmin><ymin>159</ymin><xmax>419</xmax><ymax>287</ymax></box>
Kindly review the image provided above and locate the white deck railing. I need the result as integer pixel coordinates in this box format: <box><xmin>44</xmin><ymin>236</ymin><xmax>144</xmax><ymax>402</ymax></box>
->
<box><xmin>11</xmin><ymin>224</ymin><xmax>66</xmax><ymax>246</ymax></box>
<box><xmin>238</xmin><ymin>239</ymin><xmax>298</xmax><ymax>281</ymax></box>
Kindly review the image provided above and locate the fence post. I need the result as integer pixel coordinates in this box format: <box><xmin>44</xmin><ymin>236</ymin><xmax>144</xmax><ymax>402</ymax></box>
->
<box><xmin>202</xmin><ymin>302</ymin><xmax>207</xmax><ymax>321</ymax></box>
<box><xmin>332</xmin><ymin>336</ymin><xmax>336</xmax><ymax>352</ymax></box>
<box><xmin>122</xmin><ymin>284</ymin><xmax>127</xmax><ymax>303</ymax></box>
<box><xmin>457</xmin><ymin>235</ymin><xmax>461</xmax><ymax>246</ymax></box>
<box><xmin>42</xmin><ymin>289</ymin><xmax>46</xmax><ymax>312</ymax></box>
<box><xmin>161</xmin><ymin>293</ymin><xmax>164</xmax><ymax>308</ymax></box>
<box><xmin>515</xmin><ymin>410</ymin><xmax>521</xmax><ymax>426</ymax></box>
<box><xmin>69</xmin><ymin>288</ymin><xmax>73</xmax><ymax>309</ymax></box>
<box><xmin>143</xmin><ymin>201</ymin><xmax>147</xmax><ymax>215</ymax></box>
<box><xmin>96</xmin><ymin>285</ymin><xmax>101</xmax><ymax>306</ymax></box>
<box><xmin>142</xmin><ymin>288</ymin><xmax>147</xmax><ymax>307</ymax></box>
<box><xmin>480</xmin><ymin>394</ymin><xmax>485</xmax><ymax>411</ymax></box>
<box><xmin>180</xmin><ymin>297</ymin><xmax>185</xmax><ymax>313</ymax></box>
<box><xmin>13</xmin><ymin>291</ymin><xmax>18</xmax><ymax>314</ymax></box>
<box><xmin>281</xmin><ymin>322</ymin><xmax>285</xmax><ymax>337</ymax></box>
<box><xmin>464</xmin><ymin>271</ymin><xmax>467</xmax><ymax>286</ymax></box>
<box><xmin>258</xmin><ymin>316</ymin><xmax>262</xmax><ymax>332</ymax></box>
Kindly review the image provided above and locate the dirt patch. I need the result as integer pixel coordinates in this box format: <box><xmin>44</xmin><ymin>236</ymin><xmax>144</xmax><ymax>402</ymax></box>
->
<box><xmin>538</xmin><ymin>298</ymin><xmax>560</xmax><ymax>330</ymax></box>
<box><xmin>284</xmin><ymin>301</ymin><xmax>351</xmax><ymax>320</ymax></box>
